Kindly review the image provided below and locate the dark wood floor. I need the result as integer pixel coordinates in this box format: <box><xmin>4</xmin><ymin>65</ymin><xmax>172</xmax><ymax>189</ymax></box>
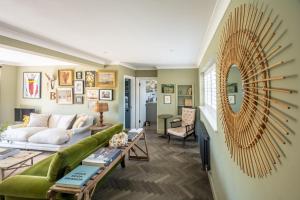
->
<box><xmin>93</xmin><ymin>124</ymin><xmax>213</xmax><ymax>200</ymax></box>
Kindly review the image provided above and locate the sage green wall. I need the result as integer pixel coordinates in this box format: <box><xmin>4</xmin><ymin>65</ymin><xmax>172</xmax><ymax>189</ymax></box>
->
<box><xmin>135</xmin><ymin>70</ymin><xmax>157</xmax><ymax>77</ymax></box>
<box><xmin>157</xmin><ymin>69</ymin><xmax>199</xmax><ymax>133</ymax></box>
<box><xmin>0</xmin><ymin>66</ymin><xmax>17</xmax><ymax>123</ymax></box>
<box><xmin>199</xmin><ymin>1</ymin><xmax>300</xmax><ymax>200</ymax></box>
<box><xmin>15</xmin><ymin>65</ymin><xmax>135</xmax><ymax>124</ymax></box>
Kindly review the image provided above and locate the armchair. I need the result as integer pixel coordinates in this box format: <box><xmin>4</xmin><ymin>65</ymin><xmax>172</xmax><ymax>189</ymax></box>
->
<box><xmin>167</xmin><ymin>108</ymin><xmax>196</xmax><ymax>145</ymax></box>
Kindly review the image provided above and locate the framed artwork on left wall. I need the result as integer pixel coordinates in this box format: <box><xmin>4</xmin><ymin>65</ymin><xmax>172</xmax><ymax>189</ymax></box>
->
<box><xmin>23</xmin><ymin>72</ymin><xmax>42</xmax><ymax>99</ymax></box>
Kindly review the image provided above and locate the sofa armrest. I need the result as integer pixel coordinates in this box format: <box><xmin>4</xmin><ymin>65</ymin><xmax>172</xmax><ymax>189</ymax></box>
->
<box><xmin>7</xmin><ymin>124</ymin><xmax>23</xmax><ymax>130</ymax></box>
<box><xmin>0</xmin><ymin>175</ymin><xmax>53</xmax><ymax>199</ymax></box>
<box><xmin>70</xmin><ymin>125</ymin><xmax>92</xmax><ymax>135</ymax></box>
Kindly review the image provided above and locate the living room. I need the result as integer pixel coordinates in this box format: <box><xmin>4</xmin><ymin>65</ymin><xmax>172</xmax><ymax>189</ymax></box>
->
<box><xmin>0</xmin><ymin>0</ymin><xmax>299</xmax><ymax>200</ymax></box>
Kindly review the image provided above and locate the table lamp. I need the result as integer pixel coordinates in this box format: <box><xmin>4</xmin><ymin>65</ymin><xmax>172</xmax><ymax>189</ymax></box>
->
<box><xmin>94</xmin><ymin>102</ymin><xmax>109</xmax><ymax>127</ymax></box>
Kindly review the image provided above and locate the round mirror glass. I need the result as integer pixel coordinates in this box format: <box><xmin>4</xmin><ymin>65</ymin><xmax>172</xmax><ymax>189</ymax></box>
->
<box><xmin>226</xmin><ymin>64</ymin><xmax>244</xmax><ymax>112</ymax></box>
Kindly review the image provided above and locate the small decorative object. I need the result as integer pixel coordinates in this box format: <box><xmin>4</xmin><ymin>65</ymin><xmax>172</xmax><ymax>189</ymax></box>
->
<box><xmin>58</xmin><ymin>69</ymin><xmax>74</xmax><ymax>86</ymax></box>
<box><xmin>74</xmin><ymin>80</ymin><xmax>84</xmax><ymax>95</ymax></box>
<box><xmin>163</xmin><ymin>95</ymin><xmax>171</xmax><ymax>104</ymax></box>
<box><xmin>218</xmin><ymin>2</ymin><xmax>296</xmax><ymax>178</ymax></box>
<box><xmin>228</xmin><ymin>95</ymin><xmax>235</xmax><ymax>105</ymax></box>
<box><xmin>85</xmin><ymin>71</ymin><xmax>96</xmax><ymax>87</ymax></box>
<box><xmin>56</xmin><ymin>88</ymin><xmax>73</xmax><ymax>104</ymax></box>
<box><xmin>50</xmin><ymin>92</ymin><xmax>56</xmax><ymax>100</ymax></box>
<box><xmin>86</xmin><ymin>89</ymin><xmax>99</xmax><ymax>100</ymax></box>
<box><xmin>227</xmin><ymin>83</ymin><xmax>238</xmax><ymax>93</ymax></box>
<box><xmin>99</xmin><ymin>89</ymin><xmax>113</xmax><ymax>101</ymax></box>
<box><xmin>45</xmin><ymin>73</ymin><xmax>56</xmax><ymax>90</ymax></box>
<box><xmin>96</xmin><ymin>71</ymin><xmax>116</xmax><ymax>88</ymax></box>
<box><xmin>184</xmin><ymin>98</ymin><xmax>192</xmax><ymax>106</ymax></box>
<box><xmin>187</xmin><ymin>87</ymin><xmax>192</xmax><ymax>95</ymax></box>
<box><xmin>22</xmin><ymin>115</ymin><xmax>30</xmax><ymax>127</ymax></box>
<box><xmin>76</xmin><ymin>71</ymin><xmax>83</xmax><ymax>79</ymax></box>
<box><xmin>94</xmin><ymin>102</ymin><xmax>109</xmax><ymax>127</ymax></box>
<box><xmin>23</xmin><ymin>72</ymin><xmax>41</xmax><ymax>99</ymax></box>
<box><xmin>75</xmin><ymin>96</ymin><xmax>84</xmax><ymax>104</ymax></box>
<box><xmin>161</xmin><ymin>84</ymin><xmax>175</xmax><ymax>93</ymax></box>
<box><xmin>109</xmin><ymin>132</ymin><xmax>128</xmax><ymax>148</ymax></box>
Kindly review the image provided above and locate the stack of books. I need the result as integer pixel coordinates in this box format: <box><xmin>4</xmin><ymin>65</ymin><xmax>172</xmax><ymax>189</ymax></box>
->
<box><xmin>56</xmin><ymin>165</ymin><xmax>100</xmax><ymax>188</ymax></box>
<box><xmin>82</xmin><ymin>148</ymin><xmax>122</xmax><ymax>167</ymax></box>
<box><xmin>0</xmin><ymin>148</ymin><xmax>20</xmax><ymax>160</ymax></box>
<box><xmin>127</xmin><ymin>128</ymin><xmax>143</xmax><ymax>142</ymax></box>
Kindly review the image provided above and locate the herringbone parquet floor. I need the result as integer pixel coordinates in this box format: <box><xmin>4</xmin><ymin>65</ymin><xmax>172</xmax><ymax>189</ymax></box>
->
<box><xmin>93</xmin><ymin>124</ymin><xmax>213</xmax><ymax>200</ymax></box>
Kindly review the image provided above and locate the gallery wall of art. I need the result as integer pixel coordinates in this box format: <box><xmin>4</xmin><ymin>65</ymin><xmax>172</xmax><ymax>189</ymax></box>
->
<box><xmin>14</xmin><ymin>65</ymin><xmax>135</xmax><ymax>124</ymax></box>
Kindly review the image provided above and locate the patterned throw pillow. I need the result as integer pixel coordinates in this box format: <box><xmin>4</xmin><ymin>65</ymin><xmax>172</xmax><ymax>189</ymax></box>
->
<box><xmin>109</xmin><ymin>132</ymin><xmax>128</xmax><ymax>148</ymax></box>
<box><xmin>27</xmin><ymin>113</ymin><xmax>50</xmax><ymax>127</ymax></box>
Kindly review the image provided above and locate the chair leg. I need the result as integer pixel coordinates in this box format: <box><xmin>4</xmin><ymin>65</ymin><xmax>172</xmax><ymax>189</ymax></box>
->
<box><xmin>168</xmin><ymin>134</ymin><xmax>171</xmax><ymax>143</ymax></box>
<box><xmin>183</xmin><ymin>137</ymin><xmax>186</xmax><ymax>146</ymax></box>
<box><xmin>193</xmin><ymin>132</ymin><xmax>197</xmax><ymax>141</ymax></box>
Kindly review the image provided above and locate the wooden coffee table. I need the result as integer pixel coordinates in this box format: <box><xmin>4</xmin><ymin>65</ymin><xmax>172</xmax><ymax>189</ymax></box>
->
<box><xmin>0</xmin><ymin>150</ymin><xmax>42</xmax><ymax>180</ymax></box>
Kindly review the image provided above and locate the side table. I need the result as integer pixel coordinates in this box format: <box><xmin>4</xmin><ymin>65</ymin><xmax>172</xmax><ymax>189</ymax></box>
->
<box><xmin>89</xmin><ymin>124</ymin><xmax>113</xmax><ymax>135</ymax></box>
<box><xmin>158</xmin><ymin>114</ymin><xmax>173</xmax><ymax>137</ymax></box>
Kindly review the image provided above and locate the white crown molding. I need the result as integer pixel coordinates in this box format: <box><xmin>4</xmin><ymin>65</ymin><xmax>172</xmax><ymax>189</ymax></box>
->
<box><xmin>0</xmin><ymin>21</ymin><xmax>110</xmax><ymax>65</ymax></box>
<box><xmin>196</xmin><ymin>0</ymin><xmax>231</xmax><ymax>67</ymax></box>
<box><xmin>156</xmin><ymin>65</ymin><xmax>198</xmax><ymax>69</ymax></box>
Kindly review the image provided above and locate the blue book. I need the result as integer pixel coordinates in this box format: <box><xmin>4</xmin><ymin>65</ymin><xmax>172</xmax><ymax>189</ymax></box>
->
<box><xmin>56</xmin><ymin>165</ymin><xmax>100</xmax><ymax>188</ymax></box>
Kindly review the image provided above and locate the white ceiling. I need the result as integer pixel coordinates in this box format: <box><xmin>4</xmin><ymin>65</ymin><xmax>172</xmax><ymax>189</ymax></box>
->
<box><xmin>0</xmin><ymin>0</ymin><xmax>220</xmax><ymax>69</ymax></box>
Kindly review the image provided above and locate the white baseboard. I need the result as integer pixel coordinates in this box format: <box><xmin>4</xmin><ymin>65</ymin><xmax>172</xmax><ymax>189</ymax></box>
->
<box><xmin>207</xmin><ymin>170</ymin><xmax>218</xmax><ymax>200</ymax></box>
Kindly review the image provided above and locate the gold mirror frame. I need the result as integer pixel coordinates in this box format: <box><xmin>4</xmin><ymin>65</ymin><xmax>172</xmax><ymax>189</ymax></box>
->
<box><xmin>217</xmin><ymin>3</ymin><xmax>296</xmax><ymax>178</ymax></box>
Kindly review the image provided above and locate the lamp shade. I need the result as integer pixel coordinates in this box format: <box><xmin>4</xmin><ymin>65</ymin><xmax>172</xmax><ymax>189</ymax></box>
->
<box><xmin>94</xmin><ymin>102</ymin><xmax>109</xmax><ymax>112</ymax></box>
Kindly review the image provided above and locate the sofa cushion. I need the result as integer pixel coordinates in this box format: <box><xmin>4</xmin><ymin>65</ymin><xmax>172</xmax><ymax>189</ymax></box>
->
<box><xmin>28</xmin><ymin>128</ymin><xmax>70</xmax><ymax>145</ymax></box>
<box><xmin>4</xmin><ymin>127</ymin><xmax>47</xmax><ymax>142</ymax></box>
<box><xmin>49</xmin><ymin>114</ymin><xmax>76</xmax><ymax>129</ymax></box>
<box><xmin>27</xmin><ymin>113</ymin><xmax>50</xmax><ymax>127</ymax></box>
<box><xmin>72</xmin><ymin>115</ymin><xmax>88</xmax><ymax>129</ymax></box>
<box><xmin>21</xmin><ymin>154</ymin><xmax>55</xmax><ymax>177</ymax></box>
<box><xmin>47</xmin><ymin>152</ymin><xmax>65</xmax><ymax>182</ymax></box>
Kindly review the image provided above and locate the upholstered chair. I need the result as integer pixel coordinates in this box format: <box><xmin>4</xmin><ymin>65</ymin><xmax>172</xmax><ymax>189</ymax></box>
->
<box><xmin>167</xmin><ymin>107</ymin><xmax>196</xmax><ymax>145</ymax></box>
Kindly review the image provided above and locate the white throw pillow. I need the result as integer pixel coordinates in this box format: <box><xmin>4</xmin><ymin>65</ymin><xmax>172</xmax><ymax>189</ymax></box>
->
<box><xmin>56</xmin><ymin>114</ymin><xmax>76</xmax><ymax>130</ymax></box>
<box><xmin>48</xmin><ymin>115</ymin><xmax>62</xmax><ymax>128</ymax></box>
<box><xmin>28</xmin><ymin>128</ymin><xmax>70</xmax><ymax>145</ymax></box>
<box><xmin>27</xmin><ymin>113</ymin><xmax>50</xmax><ymax>127</ymax></box>
<box><xmin>4</xmin><ymin>127</ymin><xmax>47</xmax><ymax>142</ymax></box>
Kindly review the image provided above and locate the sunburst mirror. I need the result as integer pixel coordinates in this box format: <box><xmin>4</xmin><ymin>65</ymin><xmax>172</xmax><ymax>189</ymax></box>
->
<box><xmin>217</xmin><ymin>2</ymin><xmax>296</xmax><ymax>178</ymax></box>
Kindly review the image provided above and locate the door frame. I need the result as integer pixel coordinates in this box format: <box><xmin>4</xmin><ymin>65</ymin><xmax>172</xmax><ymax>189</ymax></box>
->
<box><xmin>136</xmin><ymin>77</ymin><xmax>158</xmax><ymax>128</ymax></box>
<box><xmin>123</xmin><ymin>75</ymin><xmax>136</xmax><ymax>129</ymax></box>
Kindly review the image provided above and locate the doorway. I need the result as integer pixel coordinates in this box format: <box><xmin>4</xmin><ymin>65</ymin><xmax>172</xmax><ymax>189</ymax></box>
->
<box><xmin>136</xmin><ymin>78</ymin><xmax>157</xmax><ymax>128</ymax></box>
<box><xmin>124</xmin><ymin>75</ymin><xmax>135</xmax><ymax>129</ymax></box>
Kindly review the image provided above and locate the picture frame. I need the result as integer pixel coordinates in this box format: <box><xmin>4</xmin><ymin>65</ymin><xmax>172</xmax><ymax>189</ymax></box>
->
<box><xmin>74</xmin><ymin>96</ymin><xmax>84</xmax><ymax>104</ymax></box>
<box><xmin>99</xmin><ymin>89</ymin><xmax>113</xmax><ymax>101</ymax></box>
<box><xmin>76</xmin><ymin>71</ymin><xmax>83</xmax><ymax>79</ymax></box>
<box><xmin>74</xmin><ymin>80</ymin><xmax>84</xmax><ymax>95</ymax></box>
<box><xmin>161</xmin><ymin>84</ymin><xmax>175</xmax><ymax>93</ymax></box>
<box><xmin>86</xmin><ymin>89</ymin><xmax>99</xmax><ymax>100</ymax></box>
<box><xmin>96</xmin><ymin>70</ymin><xmax>116</xmax><ymax>88</ymax></box>
<box><xmin>85</xmin><ymin>71</ymin><xmax>96</xmax><ymax>87</ymax></box>
<box><xmin>228</xmin><ymin>95</ymin><xmax>236</xmax><ymax>105</ymax></box>
<box><xmin>58</xmin><ymin>69</ymin><xmax>74</xmax><ymax>86</ymax></box>
<box><xmin>164</xmin><ymin>95</ymin><xmax>171</xmax><ymax>104</ymax></box>
<box><xmin>56</xmin><ymin>88</ymin><xmax>73</xmax><ymax>104</ymax></box>
<box><xmin>23</xmin><ymin>72</ymin><xmax>42</xmax><ymax>99</ymax></box>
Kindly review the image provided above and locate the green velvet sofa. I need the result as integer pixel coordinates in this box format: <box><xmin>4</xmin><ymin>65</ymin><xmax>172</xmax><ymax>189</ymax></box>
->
<box><xmin>0</xmin><ymin>123</ymin><xmax>123</xmax><ymax>200</ymax></box>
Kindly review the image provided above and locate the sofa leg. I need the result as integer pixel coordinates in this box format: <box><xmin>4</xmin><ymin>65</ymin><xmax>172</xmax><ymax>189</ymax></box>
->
<box><xmin>121</xmin><ymin>157</ymin><xmax>126</xmax><ymax>168</ymax></box>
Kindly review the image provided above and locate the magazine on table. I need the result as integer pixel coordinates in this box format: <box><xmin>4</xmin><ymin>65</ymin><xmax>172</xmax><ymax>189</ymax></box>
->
<box><xmin>82</xmin><ymin>148</ymin><xmax>122</xmax><ymax>167</ymax></box>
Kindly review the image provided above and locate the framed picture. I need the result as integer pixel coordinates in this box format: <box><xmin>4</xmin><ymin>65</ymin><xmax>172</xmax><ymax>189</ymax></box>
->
<box><xmin>99</xmin><ymin>89</ymin><xmax>113</xmax><ymax>101</ymax></box>
<box><xmin>74</xmin><ymin>80</ymin><xmax>84</xmax><ymax>94</ymax></box>
<box><xmin>162</xmin><ymin>84</ymin><xmax>175</xmax><ymax>93</ymax></box>
<box><xmin>76</xmin><ymin>71</ymin><xmax>83</xmax><ymax>79</ymax></box>
<box><xmin>228</xmin><ymin>95</ymin><xmax>236</xmax><ymax>105</ymax></box>
<box><xmin>74</xmin><ymin>96</ymin><xmax>84</xmax><ymax>104</ymax></box>
<box><xmin>58</xmin><ymin>69</ymin><xmax>74</xmax><ymax>86</ymax></box>
<box><xmin>164</xmin><ymin>95</ymin><xmax>171</xmax><ymax>104</ymax></box>
<box><xmin>56</xmin><ymin>88</ymin><xmax>73</xmax><ymax>104</ymax></box>
<box><xmin>23</xmin><ymin>72</ymin><xmax>42</xmax><ymax>99</ymax></box>
<box><xmin>85</xmin><ymin>71</ymin><xmax>96</xmax><ymax>87</ymax></box>
<box><xmin>96</xmin><ymin>71</ymin><xmax>116</xmax><ymax>88</ymax></box>
<box><xmin>86</xmin><ymin>89</ymin><xmax>99</xmax><ymax>100</ymax></box>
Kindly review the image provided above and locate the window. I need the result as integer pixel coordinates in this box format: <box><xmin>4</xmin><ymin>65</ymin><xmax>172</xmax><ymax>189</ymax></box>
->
<box><xmin>204</xmin><ymin>64</ymin><xmax>216</xmax><ymax>110</ymax></box>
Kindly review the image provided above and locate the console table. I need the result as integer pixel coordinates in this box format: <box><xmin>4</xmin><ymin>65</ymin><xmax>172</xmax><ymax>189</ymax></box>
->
<box><xmin>47</xmin><ymin>130</ymin><xmax>149</xmax><ymax>200</ymax></box>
